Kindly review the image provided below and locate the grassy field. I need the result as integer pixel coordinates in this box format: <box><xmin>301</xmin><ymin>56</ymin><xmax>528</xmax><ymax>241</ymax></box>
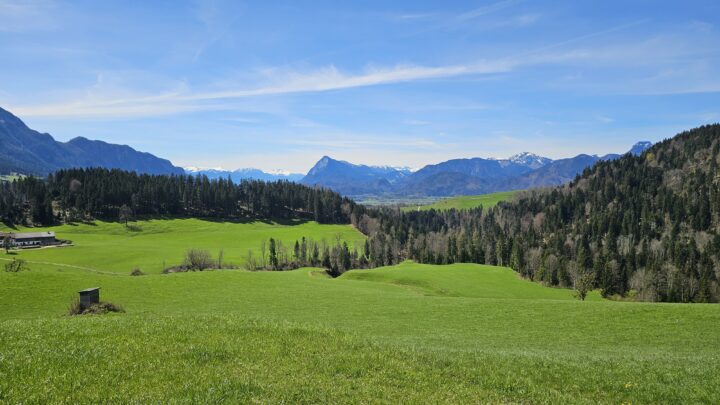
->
<box><xmin>1</xmin><ymin>222</ymin><xmax>719</xmax><ymax>403</ymax></box>
<box><xmin>0</xmin><ymin>173</ymin><xmax>25</xmax><ymax>182</ymax></box>
<box><xmin>0</xmin><ymin>218</ymin><xmax>365</xmax><ymax>274</ymax></box>
<box><xmin>402</xmin><ymin>190</ymin><xmax>519</xmax><ymax>212</ymax></box>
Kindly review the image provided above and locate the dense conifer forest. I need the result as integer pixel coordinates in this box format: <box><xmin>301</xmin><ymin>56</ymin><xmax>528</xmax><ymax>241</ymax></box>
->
<box><xmin>2</xmin><ymin>124</ymin><xmax>719</xmax><ymax>302</ymax></box>
<box><xmin>0</xmin><ymin>168</ymin><xmax>354</xmax><ymax>225</ymax></box>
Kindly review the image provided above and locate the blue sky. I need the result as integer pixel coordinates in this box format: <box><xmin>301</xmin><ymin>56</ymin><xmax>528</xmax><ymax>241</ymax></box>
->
<box><xmin>1</xmin><ymin>0</ymin><xmax>719</xmax><ymax>172</ymax></box>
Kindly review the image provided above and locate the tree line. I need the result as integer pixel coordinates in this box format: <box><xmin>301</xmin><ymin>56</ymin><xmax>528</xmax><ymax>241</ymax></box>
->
<box><xmin>0</xmin><ymin>168</ymin><xmax>355</xmax><ymax>225</ymax></box>
<box><xmin>245</xmin><ymin>236</ymin><xmax>371</xmax><ymax>276</ymax></box>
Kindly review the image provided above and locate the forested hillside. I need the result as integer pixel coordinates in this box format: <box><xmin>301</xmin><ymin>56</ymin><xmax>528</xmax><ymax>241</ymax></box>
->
<box><xmin>353</xmin><ymin>125</ymin><xmax>720</xmax><ymax>302</ymax></box>
<box><xmin>0</xmin><ymin>168</ymin><xmax>354</xmax><ymax>225</ymax></box>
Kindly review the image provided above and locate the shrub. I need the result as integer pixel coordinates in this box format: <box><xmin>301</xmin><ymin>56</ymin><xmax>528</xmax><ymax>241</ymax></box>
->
<box><xmin>68</xmin><ymin>299</ymin><xmax>125</xmax><ymax>316</ymax></box>
<box><xmin>130</xmin><ymin>267</ymin><xmax>146</xmax><ymax>276</ymax></box>
<box><xmin>4</xmin><ymin>259</ymin><xmax>27</xmax><ymax>273</ymax></box>
<box><xmin>183</xmin><ymin>249</ymin><xmax>214</xmax><ymax>271</ymax></box>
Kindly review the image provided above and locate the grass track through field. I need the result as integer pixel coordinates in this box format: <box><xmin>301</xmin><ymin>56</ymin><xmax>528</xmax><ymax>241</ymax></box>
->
<box><xmin>0</xmin><ymin>256</ymin><xmax>117</xmax><ymax>275</ymax></box>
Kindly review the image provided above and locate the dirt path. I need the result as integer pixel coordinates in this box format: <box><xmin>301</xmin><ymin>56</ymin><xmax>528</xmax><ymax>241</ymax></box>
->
<box><xmin>0</xmin><ymin>257</ymin><xmax>121</xmax><ymax>276</ymax></box>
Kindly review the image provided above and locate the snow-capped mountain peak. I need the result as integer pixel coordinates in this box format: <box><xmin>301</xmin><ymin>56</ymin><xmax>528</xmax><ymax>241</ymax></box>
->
<box><xmin>506</xmin><ymin>152</ymin><xmax>553</xmax><ymax>169</ymax></box>
<box><xmin>629</xmin><ymin>141</ymin><xmax>653</xmax><ymax>156</ymax></box>
<box><xmin>183</xmin><ymin>166</ymin><xmax>226</xmax><ymax>172</ymax></box>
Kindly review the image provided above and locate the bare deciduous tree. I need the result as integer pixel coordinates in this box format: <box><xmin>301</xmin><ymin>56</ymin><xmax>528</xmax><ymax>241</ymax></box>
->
<box><xmin>184</xmin><ymin>249</ymin><xmax>214</xmax><ymax>271</ymax></box>
<box><xmin>571</xmin><ymin>266</ymin><xmax>594</xmax><ymax>301</ymax></box>
<box><xmin>119</xmin><ymin>204</ymin><xmax>133</xmax><ymax>226</ymax></box>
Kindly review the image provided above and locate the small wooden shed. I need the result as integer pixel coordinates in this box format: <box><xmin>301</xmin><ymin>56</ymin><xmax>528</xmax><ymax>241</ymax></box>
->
<box><xmin>79</xmin><ymin>287</ymin><xmax>100</xmax><ymax>309</ymax></box>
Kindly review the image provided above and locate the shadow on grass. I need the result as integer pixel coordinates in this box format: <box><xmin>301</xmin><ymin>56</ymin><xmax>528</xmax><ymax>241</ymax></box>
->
<box><xmin>4</xmin><ymin>213</ymin><xmax>343</xmax><ymax>230</ymax></box>
<box><xmin>119</xmin><ymin>214</ymin><xmax>315</xmax><ymax>227</ymax></box>
<box><xmin>126</xmin><ymin>224</ymin><xmax>143</xmax><ymax>232</ymax></box>
<box><xmin>198</xmin><ymin>216</ymin><xmax>311</xmax><ymax>226</ymax></box>
<box><xmin>64</xmin><ymin>220</ymin><xmax>98</xmax><ymax>227</ymax></box>
<box><xmin>1</xmin><ymin>221</ymin><xmax>19</xmax><ymax>230</ymax></box>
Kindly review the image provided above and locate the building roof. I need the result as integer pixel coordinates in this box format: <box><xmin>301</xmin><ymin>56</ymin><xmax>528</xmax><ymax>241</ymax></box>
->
<box><xmin>10</xmin><ymin>231</ymin><xmax>56</xmax><ymax>239</ymax></box>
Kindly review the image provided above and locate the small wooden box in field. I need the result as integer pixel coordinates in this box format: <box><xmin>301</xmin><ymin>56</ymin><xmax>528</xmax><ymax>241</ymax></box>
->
<box><xmin>79</xmin><ymin>287</ymin><xmax>100</xmax><ymax>309</ymax></box>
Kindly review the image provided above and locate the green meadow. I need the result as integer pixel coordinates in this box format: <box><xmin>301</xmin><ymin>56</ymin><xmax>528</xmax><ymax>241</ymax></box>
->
<box><xmin>0</xmin><ymin>219</ymin><xmax>365</xmax><ymax>274</ymax></box>
<box><xmin>1</xmin><ymin>221</ymin><xmax>719</xmax><ymax>403</ymax></box>
<box><xmin>402</xmin><ymin>190</ymin><xmax>519</xmax><ymax>212</ymax></box>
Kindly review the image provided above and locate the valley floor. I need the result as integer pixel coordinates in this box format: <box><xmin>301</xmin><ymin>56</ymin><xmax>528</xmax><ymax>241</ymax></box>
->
<box><xmin>1</xmin><ymin>220</ymin><xmax>719</xmax><ymax>403</ymax></box>
<box><xmin>401</xmin><ymin>191</ymin><xmax>519</xmax><ymax>212</ymax></box>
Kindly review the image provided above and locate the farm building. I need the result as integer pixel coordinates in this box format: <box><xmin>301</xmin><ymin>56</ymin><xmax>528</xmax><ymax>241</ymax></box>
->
<box><xmin>0</xmin><ymin>231</ymin><xmax>57</xmax><ymax>248</ymax></box>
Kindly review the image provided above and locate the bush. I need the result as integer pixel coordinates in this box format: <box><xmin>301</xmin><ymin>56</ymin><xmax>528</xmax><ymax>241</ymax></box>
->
<box><xmin>4</xmin><ymin>259</ymin><xmax>27</xmax><ymax>272</ymax></box>
<box><xmin>130</xmin><ymin>267</ymin><xmax>146</xmax><ymax>276</ymax></box>
<box><xmin>162</xmin><ymin>249</ymin><xmax>239</xmax><ymax>273</ymax></box>
<box><xmin>68</xmin><ymin>299</ymin><xmax>125</xmax><ymax>316</ymax></box>
<box><xmin>183</xmin><ymin>249</ymin><xmax>214</xmax><ymax>271</ymax></box>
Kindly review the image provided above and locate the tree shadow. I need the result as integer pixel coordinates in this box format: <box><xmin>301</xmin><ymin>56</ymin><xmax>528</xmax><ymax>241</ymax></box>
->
<box><xmin>197</xmin><ymin>216</ymin><xmax>311</xmax><ymax>226</ymax></box>
<box><xmin>64</xmin><ymin>220</ymin><xmax>98</xmax><ymax>227</ymax></box>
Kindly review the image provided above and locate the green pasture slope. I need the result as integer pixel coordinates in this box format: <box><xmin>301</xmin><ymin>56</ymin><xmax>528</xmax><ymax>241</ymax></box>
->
<box><xmin>1</xmin><ymin>223</ymin><xmax>719</xmax><ymax>403</ymax></box>
<box><xmin>0</xmin><ymin>218</ymin><xmax>365</xmax><ymax>274</ymax></box>
<box><xmin>403</xmin><ymin>190</ymin><xmax>519</xmax><ymax>212</ymax></box>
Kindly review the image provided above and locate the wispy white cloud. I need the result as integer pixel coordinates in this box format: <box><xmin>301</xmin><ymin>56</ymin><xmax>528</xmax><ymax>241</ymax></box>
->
<box><xmin>186</xmin><ymin>62</ymin><xmax>511</xmax><ymax>100</ymax></box>
<box><xmin>8</xmin><ymin>20</ymin><xmax>720</xmax><ymax>118</ymax></box>
<box><xmin>403</xmin><ymin>119</ymin><xmax>430</xmax><ymax>126</ymax></box>
<box><xmin>394</xmin><ymin>13</ymin><xmax>436</xmax><ymax>21</ymax></box>
<box><xmin>456</xmin><ymin>0</ymin><xmax>522</xmax><ymax>21</ymax></box>
<box><xmin>282</xmin><ymin>133</ymin><xmax>440</xmax><ymax>150</ymax></box>
<box><xmin>8</xmin><ymin>61</ymin><xmax>515</xmax><ymax>118</ymax></box>
<box><xmin>396</xmin><ymin>0</ymin><xmax>537</xmax><ymax>33</ymax></box>
<box><xmin>190</xmin><ymin>0</ymin><xmax>244</xmax><ymax>62</ymax></box>
<box><xmin>0</xmin><ymin>0</ymin><xmax>57</xmax><ymax>32</ymax></box>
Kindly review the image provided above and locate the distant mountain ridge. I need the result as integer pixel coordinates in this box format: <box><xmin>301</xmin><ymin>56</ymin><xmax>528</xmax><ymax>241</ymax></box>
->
<box><xmin>2</xmin><ymin>105</ymin><xmax>654</xmax><ymax>197</ymax></box>
<box><xmin>301</xmin><ymin>156</ymin><xmax>412</xmax><ymax>196</ymax></box>
<box><xmin>0</xmin><ymin>107</ymin><xmax>183</xmax><ymax>175</ymax></box>
<box><xmin>184</xmin><ymin>167</ymin><xmax>304</xmax><ymax>182</ymax></box>
<box><xmin>301</xmin><ymin>142</ymin><xmax>653</xmax><ymax>197</ymax></box>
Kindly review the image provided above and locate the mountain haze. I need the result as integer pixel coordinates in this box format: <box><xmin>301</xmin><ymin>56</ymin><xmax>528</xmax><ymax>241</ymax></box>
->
<box><xmin>301</xmin><ymin>156</ymin><xmax>411</xmax><ymax>196</ymax></box>
<box><xmin>185</xmin><ymin>167</ymin><xmax>304</xmax><ymax>182</ymax></box>
<box><xmin>303</xmin><ymin>142</ymin><xmax>653</xmax><ymax>197</ymax></box>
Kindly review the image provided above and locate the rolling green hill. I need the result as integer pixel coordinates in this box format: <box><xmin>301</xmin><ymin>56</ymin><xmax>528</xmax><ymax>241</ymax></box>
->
<box><xmin>1</xmin><ymin>220</ymin><xmax>719</xmax><ymax>403</ymax></box>
<box><xmin>402</xmin><ymin>191</ymin><xmax>518</xmax><ymax>212</ymax></box>
<box><xmin>342</xmin><ymin>261</ymin><xmax>601</xmax><ymax>300</ymax></box>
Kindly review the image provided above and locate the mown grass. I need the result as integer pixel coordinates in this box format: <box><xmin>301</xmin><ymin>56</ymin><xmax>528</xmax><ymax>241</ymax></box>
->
<box><xmin>3</xmin><ymin>314</ymin><xmax>718</xmax><ymax>404</ymax></box>
<box><xmin>0</xmin><ymin>218</ymin><xmax>365</xmax><ymax>274</ymax></box>
<box><xmin>402</xmin><ymin>190</ymin><xmax>519</xmax><ymax>212</ymax></box>
<box><xmin>342</xmin><ymin>261</ymin><xmax>603</xmax><ymax>300</ymax></box>
<box><xmin>1</xmin><ymin>222</ymin><xmax>719</xmax><ymax>403</ymax></box>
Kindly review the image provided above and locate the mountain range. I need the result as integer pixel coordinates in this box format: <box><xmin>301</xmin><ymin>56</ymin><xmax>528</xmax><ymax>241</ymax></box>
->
<box><xmin>0</xmin><ymin>105</ymin><xmax>653</xmax><ymax>198</ymax></box>
<box><xmin>0</xmin><ymin>107</ymin><xmax>183</xmax><ymax>176</ymax></box>
<box><xmin>183</xmin><ymin>167</ymin><xmax>304</xmax><ymax>182</ymax></box>
<box><xmin>299</xmin><ymin>143</ymin><xmax>651</xmax><ymax>197</ymax></box>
